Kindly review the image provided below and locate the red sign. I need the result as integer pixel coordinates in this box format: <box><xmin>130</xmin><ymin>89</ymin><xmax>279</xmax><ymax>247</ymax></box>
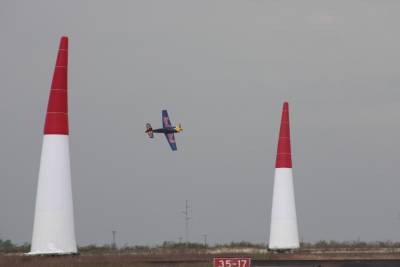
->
<box><xmin>213</xmin><ymin>258</ymin><xmax>251</xmax><ymax>267</ymax></box>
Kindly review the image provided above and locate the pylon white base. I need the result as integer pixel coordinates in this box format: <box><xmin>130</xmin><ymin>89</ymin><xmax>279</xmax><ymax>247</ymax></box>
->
<box><xmin>269</xmin><ymin>168</ymin><xmax>299</xmax><ymax>250</ymax></box>
<box><xmin>29</xmin><ymin>135</ymin><xmax>77</xmax><ymax>255</ymax></box>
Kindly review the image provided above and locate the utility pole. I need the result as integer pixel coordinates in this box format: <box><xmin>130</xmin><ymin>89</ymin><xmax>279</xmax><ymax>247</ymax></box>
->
<box><xmin>112</xmin><ymin>230</ymin><xmax>117</xmax><ymax>249</ymax></box>
<box><xmin>182</xmin><ymin>200</ymin><xmax>191</xmax><ymax>244</ymax></box>
<box><xmin>203</xmin><ymin>234</ymin><xmax>208</xmax><ymax>247</ymax></box>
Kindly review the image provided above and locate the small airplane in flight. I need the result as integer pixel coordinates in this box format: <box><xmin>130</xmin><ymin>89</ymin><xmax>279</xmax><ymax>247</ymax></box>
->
<box><xmin>145</xmin><ymin>110</ymin><xmax>183</xmax><ymax>151</ymax></box>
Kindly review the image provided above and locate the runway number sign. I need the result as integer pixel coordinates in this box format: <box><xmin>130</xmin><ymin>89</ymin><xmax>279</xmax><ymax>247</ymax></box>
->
<box><xmin>213</xmin><ymin>258</ymin><xmax>251</xmax><ymax>267</ymax></box>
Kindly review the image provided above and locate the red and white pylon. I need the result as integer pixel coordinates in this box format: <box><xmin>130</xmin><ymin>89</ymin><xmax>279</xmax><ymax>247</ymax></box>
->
<box><xmin>29</xmin><ymin>36</ymin><xmax>77</xmax><ymax>255</ymax></box>
<box><xmin>268</xmin><ymin>102</ymin><xmax>300</xmax><ymax>250</ymax></box>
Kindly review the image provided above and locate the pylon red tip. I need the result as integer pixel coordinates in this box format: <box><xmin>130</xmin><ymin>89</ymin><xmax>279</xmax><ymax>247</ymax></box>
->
<box><xmin>44</xmin><ymin>36</ymin><xmax>69</xmax><ymax>135</ymax></box>
<box><xmin>275</xmin><ymin>102</ymin><xmax>292</xmax><ymax>168</ymax></box>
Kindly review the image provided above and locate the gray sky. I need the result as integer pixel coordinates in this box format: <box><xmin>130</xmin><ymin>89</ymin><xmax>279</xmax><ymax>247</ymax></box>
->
<box><xmin>1</xmin><ymin>1</ymin><xmax>400</xmax><ymax>246</ymax></box>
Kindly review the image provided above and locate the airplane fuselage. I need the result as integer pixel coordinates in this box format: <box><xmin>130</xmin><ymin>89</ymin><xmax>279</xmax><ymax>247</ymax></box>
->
<box><xmin>152</xmin><ymin>127</ymin><xmax>179</xmax><ymax>134</ymax></box>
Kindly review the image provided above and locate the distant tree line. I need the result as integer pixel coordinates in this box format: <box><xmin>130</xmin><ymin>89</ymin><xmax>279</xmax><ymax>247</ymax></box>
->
<box><xmin>301</xmin><ymin>240</ymin><xmax>400</xmax><ymax>249</ymax></box>
<box><xmin>0</xmin><ymin>239</ymin><xmax>29</xmax><ymax>253</ymax></box>
<box><xmin>2</xmin><ymin>239</ymin><xmax>400</xmax><ymax>254</ymax></box>
<box><xmin>67</xmin><ymin>240</ymin><xmax>400</xmax><ymax>254</ymax></box>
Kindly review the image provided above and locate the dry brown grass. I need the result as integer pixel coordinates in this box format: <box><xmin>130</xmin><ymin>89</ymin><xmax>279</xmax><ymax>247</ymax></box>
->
<box><xmin>2</xmin><ymin>252</ymin><xmax>400</xmax><ymax>267</ymax></box>
<box><xmin>0</xmin><ymin>254</ymin><xmax>212</xmax><ymax>267</ymax></box>
<box><xmin>2</xmin><ymin>244</ymin><xmax>400</xmax><ymax>267</ymax></box>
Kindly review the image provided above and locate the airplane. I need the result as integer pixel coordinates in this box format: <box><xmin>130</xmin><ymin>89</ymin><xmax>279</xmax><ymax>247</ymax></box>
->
<box><xmin>145</xmin><ymin>110</ymin><xmax>183</xmax><ymax>151</ymax></box>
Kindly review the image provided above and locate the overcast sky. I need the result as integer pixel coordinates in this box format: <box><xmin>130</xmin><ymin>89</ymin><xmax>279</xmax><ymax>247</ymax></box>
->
<box><xmin>1</xmin><ymin>1</ymin><xmax>400</xmax><ymax>246</ymax></box>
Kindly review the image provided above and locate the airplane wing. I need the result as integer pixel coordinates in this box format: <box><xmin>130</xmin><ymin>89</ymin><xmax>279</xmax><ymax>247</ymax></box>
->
<box><xmin>162</xmin><ymin>110</ymin><xmax>177</xmax><ymax>151</ymax></box>
<box><xmin>165</xmin><ymin>133</ymin><xmax>177</xmax><ymax>151</ymax></box>
<box><xmin>162</xmin><ymin>110</ymin><xmax>172</xmax><ymax>128</ymax></box>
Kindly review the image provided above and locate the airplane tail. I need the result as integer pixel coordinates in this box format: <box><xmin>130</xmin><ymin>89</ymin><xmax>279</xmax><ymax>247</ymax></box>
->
<box><xmin>145</xmin><ymin>123</ymin><xmax>154</xmax><ymax>138</ymax></box>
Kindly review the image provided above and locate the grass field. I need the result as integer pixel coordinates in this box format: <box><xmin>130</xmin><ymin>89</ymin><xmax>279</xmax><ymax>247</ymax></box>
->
<box><xmin>2</xmin><ymin>249</ymin><xmax>400</xmax><ymax>267</ymax></box>
<box><xmin>0</xmin><ymin>254</ymin><xmax>212</xmax><ymax>267</ymax></box>
<box><xmin>2</xmin><ymin>241</ymin><xmax>400</xmax><ymax>267</ymax></box>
